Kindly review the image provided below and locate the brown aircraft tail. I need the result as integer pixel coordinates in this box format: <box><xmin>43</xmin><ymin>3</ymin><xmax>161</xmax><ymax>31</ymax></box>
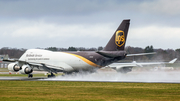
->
<box><xmin>103</xmin><ymin>19</ymin><xmax>130</xmax><ymax>51</ymax></box>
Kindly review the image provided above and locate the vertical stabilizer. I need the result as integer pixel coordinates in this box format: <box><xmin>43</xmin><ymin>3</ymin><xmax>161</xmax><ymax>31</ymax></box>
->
<box><xmin>103</xmin><ymin>19</ymin><xmax>130</xmax><ymax>51</ymax></box>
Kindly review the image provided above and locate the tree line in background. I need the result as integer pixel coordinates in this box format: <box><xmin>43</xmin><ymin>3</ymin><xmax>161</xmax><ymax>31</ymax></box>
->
<box><xmin>0</xmin><ymin>46</ymin><xmax>180</xmax><ymax>62</ymax></box>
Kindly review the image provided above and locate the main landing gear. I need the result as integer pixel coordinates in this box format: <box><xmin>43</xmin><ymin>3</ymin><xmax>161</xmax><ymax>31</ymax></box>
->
<box><xmin>48</xmin><ymin>72</ymin><xmax>55</xmax><ymax>78</ymax></box>
<box><xmin>28</xmin><ymin>74</ymin><xmax>33</xmax><ymax>78</ymax></box>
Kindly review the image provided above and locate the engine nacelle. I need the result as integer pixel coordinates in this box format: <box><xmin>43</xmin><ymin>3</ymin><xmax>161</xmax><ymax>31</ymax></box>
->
<box><xmin>19</xmin><ymin>65</ymin><xmax>33</xmax><ymax>74</ymax></box>
<box><xmin>8</xmin><ymin>63</ymin><xmax>21</xmax><ymax>72</ymax></box>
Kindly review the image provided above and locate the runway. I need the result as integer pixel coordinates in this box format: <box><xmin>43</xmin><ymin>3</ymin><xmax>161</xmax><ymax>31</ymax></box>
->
<box><xmin>0</xmin><ymin>77</ymin><xmax>47</xmax><ymax>81</ymax></box>
<box><xmin>1</xmin><ymin>71</ymin><xmax>180</xmax><ymax>83</ymax></box>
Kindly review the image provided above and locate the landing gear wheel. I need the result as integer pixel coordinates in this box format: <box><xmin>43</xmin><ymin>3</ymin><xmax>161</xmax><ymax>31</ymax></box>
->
<box><xmin>47</xmin><ymin>73</ymin><xmax>55</xmax><ymax>78</ymax></box>
<box><xmin>28</xmin><ymin>74</ymin><xmax>33</xmax><ymax>78</ymax></box>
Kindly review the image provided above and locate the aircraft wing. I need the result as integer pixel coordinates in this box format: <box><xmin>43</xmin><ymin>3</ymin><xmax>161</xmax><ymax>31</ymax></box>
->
<box><xmin>168</xmin><ymin>58</ymin><xmax>177</xmax><ymax>64</ymax></box>
<box><xmin>3</xmin><ymin>56</ymin><xmax>72</xmax><ymax>73</ymax></box>
<box><xmin>3</xmin><ymin>58</ymin><xmax>18</xmax><ymax>62</ymax></box>
<box><xmin>6</xmin><ymin>58</ymin><xmax>67</xmax><ymax>74</ymax></box>
<box><xmin>21</xmin><ymin>61</ymin><xmax>65</xmax><ymax>73</ymax></box>
<box><xmin>131</xmin><ymin>58</ymin><xmax>177</xmax><ymax>66</ymax></box>
<box><xmin>108</xmin><ymin>58</ymin><xmax>177</xmax><ymax>73</ymax></box>
<box><xmin>110</xmin><ymin>58</ymin><xmax>177</xmax><ymax>68</ymax></box>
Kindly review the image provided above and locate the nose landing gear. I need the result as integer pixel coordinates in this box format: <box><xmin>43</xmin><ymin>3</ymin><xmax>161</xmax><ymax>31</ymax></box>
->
<box><xmin>28</xmin><ymin>74</ymin><xmax>33</xmax><ymax>78</ymax></box>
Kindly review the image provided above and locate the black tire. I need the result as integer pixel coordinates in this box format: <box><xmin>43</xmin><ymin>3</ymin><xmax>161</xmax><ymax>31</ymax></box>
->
<box><xmin>28</xmin><ymin>74</ymin><xmax>33</xmax><ymax>78</ymax></box>
<box><xmin>48</xmin><ymin>74</ymin><xmax>55</xmax><ymax>78</ymax></box>
<box><xmin>48</xmin><ymin>75</ymin><xmax>51</xmax><ymax>78</ymax></box>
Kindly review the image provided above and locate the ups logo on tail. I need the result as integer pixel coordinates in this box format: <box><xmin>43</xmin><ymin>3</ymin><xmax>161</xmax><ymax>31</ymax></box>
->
<box><xmin>115</xmin><ymin>30</ymin><xmax>125</xmax><ymax>47</ymax></box>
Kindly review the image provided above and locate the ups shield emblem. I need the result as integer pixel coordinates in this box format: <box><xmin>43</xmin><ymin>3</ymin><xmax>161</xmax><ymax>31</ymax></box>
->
<box><xmin>115</xmin><ymin>30</ymin><xmax>125</xmax><ymax>47</ymax></box>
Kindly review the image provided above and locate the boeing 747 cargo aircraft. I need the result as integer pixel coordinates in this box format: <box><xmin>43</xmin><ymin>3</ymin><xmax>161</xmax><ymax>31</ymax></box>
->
<box><xmin>4</xmin><ymin>19</ymin><xmax>153</xmax><ymax>78</ymax></box>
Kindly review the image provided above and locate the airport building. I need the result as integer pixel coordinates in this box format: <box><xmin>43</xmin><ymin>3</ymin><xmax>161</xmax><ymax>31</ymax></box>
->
<box><xmin>0</xmin><ymin>55</ymin><xmax>9</xmax><ymax>68</ymax></box>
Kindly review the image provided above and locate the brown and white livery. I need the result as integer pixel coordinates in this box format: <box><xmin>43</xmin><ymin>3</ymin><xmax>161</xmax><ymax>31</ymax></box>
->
<box><xmin>6</xmin><ymin>19</ymin><xmax>130</xmax><ymax>78</ymax></box>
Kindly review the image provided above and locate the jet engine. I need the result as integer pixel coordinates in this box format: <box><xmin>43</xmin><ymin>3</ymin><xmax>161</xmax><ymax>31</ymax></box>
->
<box><xmin>19</xmin><ymin>65</ymin><xmax>33</xmax><ymax>74</ymax></box>
<box><xmin>8</xmin><ymin>63</ymin><xmax>21</xmax><ymax>72</ymax></box>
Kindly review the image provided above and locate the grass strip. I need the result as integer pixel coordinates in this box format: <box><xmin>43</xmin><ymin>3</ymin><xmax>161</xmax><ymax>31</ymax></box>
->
<box><xmin>0</xmin><ymin>81</ymin><xmax>180</xmax><ymax>101</ymax></box>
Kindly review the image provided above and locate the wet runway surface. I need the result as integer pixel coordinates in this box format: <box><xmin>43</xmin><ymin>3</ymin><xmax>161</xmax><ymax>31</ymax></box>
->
<box><xmin>0</xmin><ymin>77</ymin><xmax>47</xmax><ymax>81</ymax></box>
<box><xmin>1</xmin><ymin>71</ymin><xmax>180</xmax><ymax>83</ymax></box>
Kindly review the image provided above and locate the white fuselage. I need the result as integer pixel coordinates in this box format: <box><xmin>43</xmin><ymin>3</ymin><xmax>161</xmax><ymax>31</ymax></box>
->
<box><xmin>19</xmin><ymin>49</ymin><xmax>97</xmax><ymax>72</ymax></box>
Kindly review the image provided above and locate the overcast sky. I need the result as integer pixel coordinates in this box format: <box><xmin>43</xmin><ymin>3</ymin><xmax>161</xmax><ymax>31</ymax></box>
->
<box><xmin>0</xmin><ymin>0</ymin><xmax>180</xmax><ymax>50</ymax></box>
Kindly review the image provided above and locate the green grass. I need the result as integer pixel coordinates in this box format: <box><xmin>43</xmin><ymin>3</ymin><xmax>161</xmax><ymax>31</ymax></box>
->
<box><xmin>0</xmin><ymin>81</ymin><xmax>180</xmax><ymax>101</ymax></box>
